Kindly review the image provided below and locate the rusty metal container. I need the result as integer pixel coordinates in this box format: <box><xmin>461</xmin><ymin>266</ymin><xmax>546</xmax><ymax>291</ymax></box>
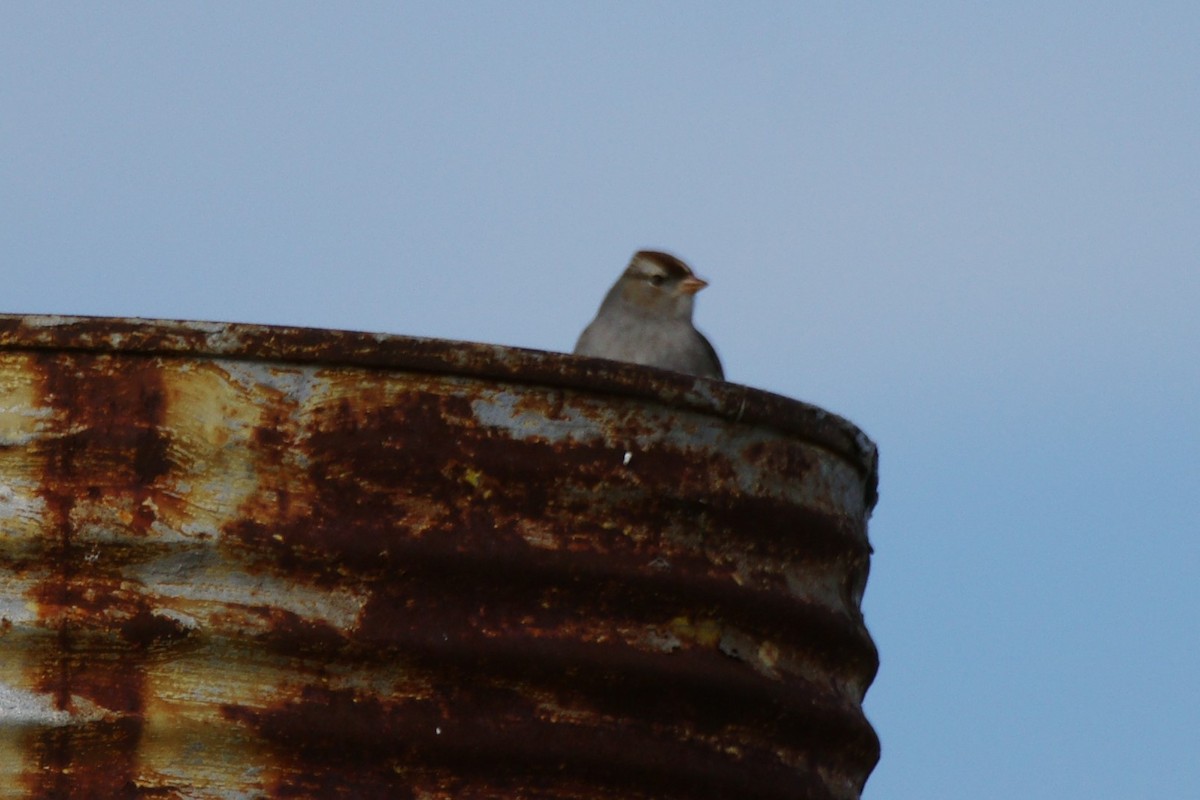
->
<box><xmin>0</xmin><ymin>314</ymin><xmax>879</xmax><ymax>799</ymax></box>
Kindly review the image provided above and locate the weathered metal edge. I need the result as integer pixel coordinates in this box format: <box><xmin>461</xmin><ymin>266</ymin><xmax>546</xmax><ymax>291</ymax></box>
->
<box><xmin>0</xmin><ymin>313</ymin><xmax>878</xmax><ymax>509</ymax></box>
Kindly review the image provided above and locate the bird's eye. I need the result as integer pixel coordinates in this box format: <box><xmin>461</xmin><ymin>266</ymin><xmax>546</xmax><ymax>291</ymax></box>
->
<box><xmin>648</xmin><ymin>274</ymin><xmax>665</xmax><ymax>287</ymax></box>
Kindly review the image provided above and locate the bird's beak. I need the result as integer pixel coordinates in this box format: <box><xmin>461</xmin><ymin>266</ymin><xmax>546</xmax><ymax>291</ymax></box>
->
<box><xmin>679</xmin><ymin>276</ymin><xmax>709</xmax><ymax>295</ymax></box>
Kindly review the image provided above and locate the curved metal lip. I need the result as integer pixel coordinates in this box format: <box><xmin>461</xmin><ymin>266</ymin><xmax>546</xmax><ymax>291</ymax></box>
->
<box><xmin>0</xmin><ymin>313</ymin><xmax>878</xmax><ymax>508</ymax></box>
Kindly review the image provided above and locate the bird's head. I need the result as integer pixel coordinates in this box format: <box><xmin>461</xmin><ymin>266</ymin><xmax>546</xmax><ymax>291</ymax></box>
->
<box><xmin>616</xmin><ymin>250</ymin><xmax>708</xmax><ymax>320</ymax></box>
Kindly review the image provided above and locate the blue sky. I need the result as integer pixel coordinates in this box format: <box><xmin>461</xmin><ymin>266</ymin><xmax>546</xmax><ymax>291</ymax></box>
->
<box><xmin>3</xmin><ymin>4</ymin><xmax>1197</xmax><ymax>797</ymax></box>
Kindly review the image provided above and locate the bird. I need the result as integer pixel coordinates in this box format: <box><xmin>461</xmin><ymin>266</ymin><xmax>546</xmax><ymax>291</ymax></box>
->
<box><xmin>574</xmin><ymin>250</ymin><xmax>723</xmax><ymax>379</ymax></box>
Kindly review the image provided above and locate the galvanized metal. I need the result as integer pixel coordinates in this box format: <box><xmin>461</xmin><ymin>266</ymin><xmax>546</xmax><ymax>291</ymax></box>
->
<box><xmin>0</xmin><ymin>314</ymin><xmax>880</xmax><ymax>799</ymax></box>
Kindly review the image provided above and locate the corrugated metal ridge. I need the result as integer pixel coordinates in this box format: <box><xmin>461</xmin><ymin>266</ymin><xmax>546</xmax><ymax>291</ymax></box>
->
<box><xmin>0</xmin><ymin>314</ymin><xmax>878</xmax><ymax>509</ymax></box>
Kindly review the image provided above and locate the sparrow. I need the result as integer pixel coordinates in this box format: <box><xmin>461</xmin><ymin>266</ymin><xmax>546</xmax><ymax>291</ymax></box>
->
<box><xmin>574</xmin><ymin>250</ymin><xmax>724</xmax><ymax>379</ymax></box>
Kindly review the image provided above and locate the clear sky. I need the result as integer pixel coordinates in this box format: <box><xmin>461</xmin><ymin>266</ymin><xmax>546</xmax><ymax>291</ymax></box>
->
<box><xmin>3</xmin><ymin>4</ymin><xmax>1197</xmax><ymax>797</ymax></box>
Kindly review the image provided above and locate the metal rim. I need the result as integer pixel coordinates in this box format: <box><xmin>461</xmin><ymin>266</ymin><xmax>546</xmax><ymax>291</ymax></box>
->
<box><xmin>0</xmin><ymin>314</ymin><xmax>878</xmax><ymax>508</ymax></box>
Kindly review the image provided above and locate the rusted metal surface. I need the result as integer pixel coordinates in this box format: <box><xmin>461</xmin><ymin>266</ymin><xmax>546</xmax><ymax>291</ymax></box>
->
<box><xmin>0</xmin><ymin>314</ymin><xmax>880</xmax><ymax>799</ymax></box>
